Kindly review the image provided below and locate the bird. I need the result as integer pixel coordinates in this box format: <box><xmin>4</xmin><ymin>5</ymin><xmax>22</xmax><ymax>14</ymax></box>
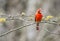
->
<box><xmin>35</xmin><ymin>8</ymin><xmax>43</xmax><ymax>30</ymax></box>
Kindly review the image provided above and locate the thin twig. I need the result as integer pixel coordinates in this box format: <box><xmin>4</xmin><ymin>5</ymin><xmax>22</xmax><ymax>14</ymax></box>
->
<box><xmin>0</xmin><ymin>22</ymin><xmax>35</xmax><ymax>37</ymax></box>
<box><xmin>0</xmin><ymin>21</ymin><xmax>60</xmax><ymax>37</ymax></box>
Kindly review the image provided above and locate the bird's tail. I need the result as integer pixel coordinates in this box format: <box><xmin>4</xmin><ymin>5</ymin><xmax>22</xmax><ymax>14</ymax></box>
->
<box><xmin>36</xmin><ymin>26</ymin><xmax>39</xmax><ymax>30</ymax></box>
<box><xmin>36</xmin><ymin>22</ymin><xmax>39</xmax><ymax>30</ymax></box>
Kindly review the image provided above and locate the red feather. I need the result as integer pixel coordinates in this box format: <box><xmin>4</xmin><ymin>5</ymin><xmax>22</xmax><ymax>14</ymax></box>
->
<box><xmin>35</xmin><ymin>9</ymin><xmax>43</xmax><ymax>30</ymax></box>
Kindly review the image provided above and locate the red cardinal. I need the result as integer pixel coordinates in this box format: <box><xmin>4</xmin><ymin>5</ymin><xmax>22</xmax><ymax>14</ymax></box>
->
<box><xmin>35</xmin><ymin>8</ymin><xmax>43</xmax><ymax>30</ymax></box>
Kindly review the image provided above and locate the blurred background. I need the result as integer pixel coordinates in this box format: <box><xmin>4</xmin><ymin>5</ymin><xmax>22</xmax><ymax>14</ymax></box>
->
<box><xmin>0</xmin><ymin>0</ymin><xmax>60</xmax><ymax>41</ymax></box>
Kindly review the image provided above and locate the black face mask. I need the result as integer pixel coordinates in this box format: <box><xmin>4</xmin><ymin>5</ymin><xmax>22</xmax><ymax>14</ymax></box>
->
<box><xmin>38</xmin><ymin>11</ymin><xmax>40</xmax><ymax>14</ymax></box>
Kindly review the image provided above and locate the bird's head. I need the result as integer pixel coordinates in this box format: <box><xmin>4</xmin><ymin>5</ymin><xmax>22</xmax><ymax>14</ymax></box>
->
<box><xmin>37</xmin><ymin>8</ymin><xmax>41</xmax><ymax>14</ymax></box>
